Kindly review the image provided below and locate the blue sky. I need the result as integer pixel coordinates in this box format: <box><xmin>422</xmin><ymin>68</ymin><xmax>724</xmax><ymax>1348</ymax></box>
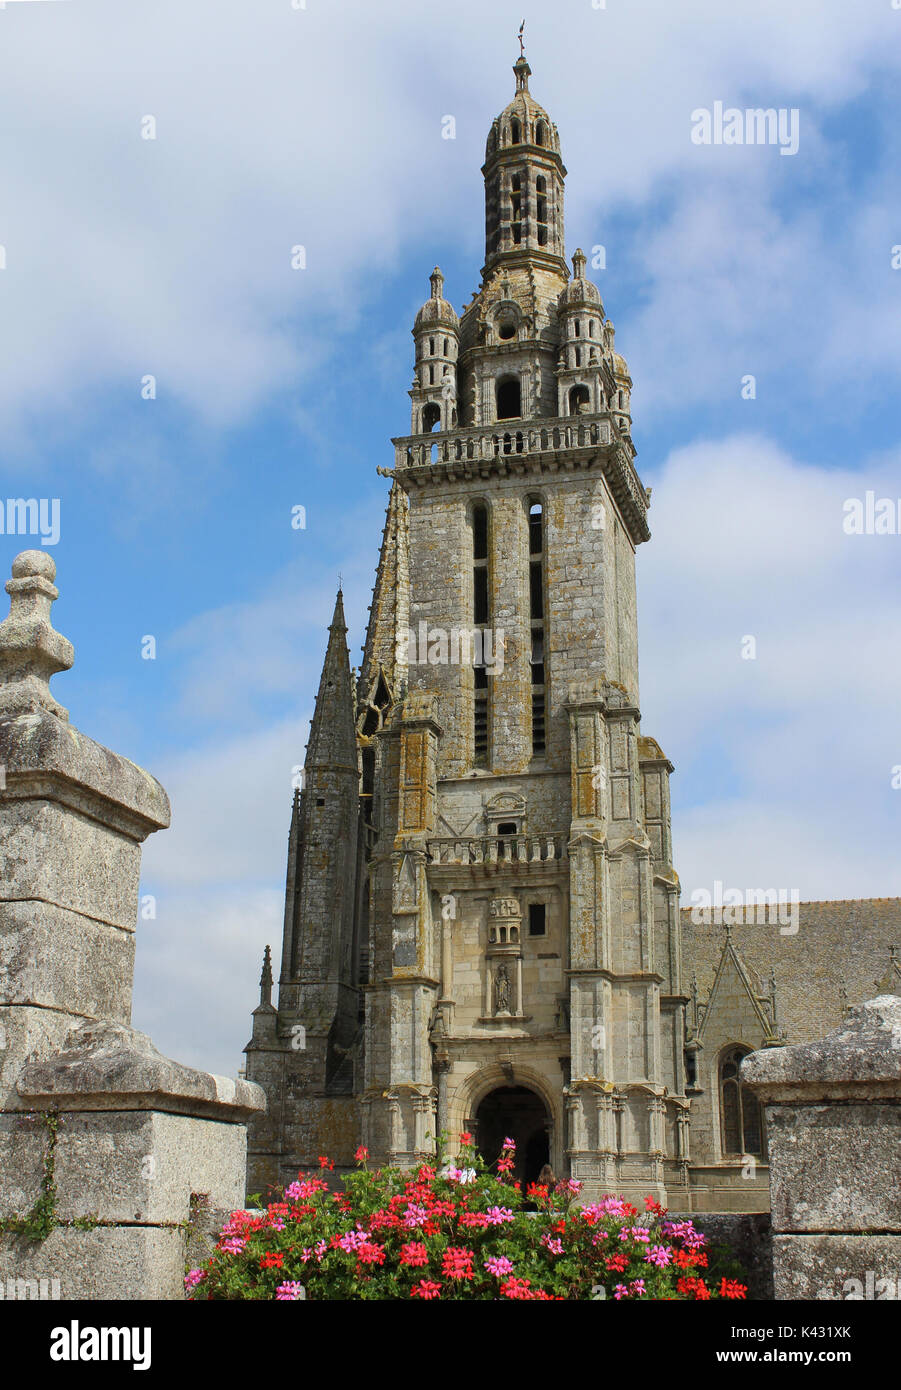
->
<box><xmin>1</xmin><ymin>0</ymin><xmax>899</xmax><ymax>1076</ymax></box>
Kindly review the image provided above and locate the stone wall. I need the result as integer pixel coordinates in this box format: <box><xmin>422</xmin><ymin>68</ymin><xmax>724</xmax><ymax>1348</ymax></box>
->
<box><xmin>0</xmin><ymin>551</ymin><xmax>264</xmax><ymax>1299</ymax></box>
<box><xmin>742</xmin><ymin>996</ymin><xmax>901</xmax><ymax>1300</ymax></box>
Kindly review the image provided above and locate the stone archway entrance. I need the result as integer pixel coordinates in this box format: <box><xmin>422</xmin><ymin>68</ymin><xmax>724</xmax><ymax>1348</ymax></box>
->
<box><xmin>475</xmin><ymin>1085</ymin><xmax>550</xmax><ymax>1186</ymax></box>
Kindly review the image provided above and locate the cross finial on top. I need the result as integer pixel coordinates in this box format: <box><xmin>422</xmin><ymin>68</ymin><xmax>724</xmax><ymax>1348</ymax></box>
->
<box><xmin>518</xmin><ymin>20</ymin><xmax>525</xmax><ymax>58</ymax></box>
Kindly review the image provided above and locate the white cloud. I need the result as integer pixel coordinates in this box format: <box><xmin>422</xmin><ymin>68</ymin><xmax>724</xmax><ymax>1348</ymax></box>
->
<box><xmin>638</xmin><ymin>434</ymin><xmax>901</xmax><ymax>900</ymax></box>
<box><xmin>1</xmin><ymin>0</ymin><xmax>899</xmax><ymax>442</ymax></box>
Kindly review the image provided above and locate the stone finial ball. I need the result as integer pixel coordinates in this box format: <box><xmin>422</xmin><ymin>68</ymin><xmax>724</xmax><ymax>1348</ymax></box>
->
<box><xmin>11</xmin><ymin>549</ymin><xmax>56</xmax><ymax>582</ymax></box>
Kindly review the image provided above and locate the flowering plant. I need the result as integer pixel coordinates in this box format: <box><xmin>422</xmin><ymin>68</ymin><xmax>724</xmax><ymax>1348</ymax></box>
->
<box><xmin>187</xmin><ymin>1136</ymin><xmax>747</xmax><ymax>1301</ymax></box>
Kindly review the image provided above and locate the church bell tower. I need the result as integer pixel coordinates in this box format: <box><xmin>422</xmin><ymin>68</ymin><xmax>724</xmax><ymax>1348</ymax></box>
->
<box><xmin>246</xmin><ymin>47</ymin><xmax>689</xmax><ymax>1207</ymax></box>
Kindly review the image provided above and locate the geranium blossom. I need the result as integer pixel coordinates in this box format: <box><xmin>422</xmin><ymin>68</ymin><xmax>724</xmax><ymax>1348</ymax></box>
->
<box><xmin>193</xmin><ymin>1153</ymin><xmax>748</xmax><ymax>1303</ymax></box>
<box><xmin>441</xmin><ymin>1246</ymin><xmax>475</xmax><ymax>1280</ymax></box>
<box><xmin>275</xmin><ymin>1281</ymin><xmax>304</xmax><ymax>1300</ymax></box>
<box><xmin>400</xmin><ymin>1242</ymin><xmax>429</xmax><ymax>1268</ymax></box>
<box><xmin>411</xmin><ymin>1280</ymin><xmax>442</xmax><ymax>1300</ymax></box>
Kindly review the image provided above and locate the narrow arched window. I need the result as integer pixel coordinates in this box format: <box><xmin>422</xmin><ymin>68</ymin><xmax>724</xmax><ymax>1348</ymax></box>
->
<box><xmin>496</xmin><ymin>377</ymin><xmax>521</xmax><ymax>420</ymax></box>
<box><xmin>443</xmin><ymin>337</ymin><xmax>449</xmax><ymax>355</ymax></box>
<box><xmin>511</xmin><ymin>117</ymin><xmax>521</xmax><ymax>144</ymax></box>
<box><xmin>528</xmin><ymin>498</ymin><xmax>546</xmax><ymax>756</ymax></box>
<box><xmin>720</xmin><ymin>1047</ymin><xmax>764</xmax><ymax>1156</ymax></box>
<box><xmin>429</xmin><ymin>337</ymin><xmax>435</xmax><ymax>355</ymax></box>
<box><xmin>472</xmin><ymin>504</ymin><xmax>490</xmax><ymax>767</ymax></box>
<box><xmin>535</xmin><ymin>121</ymin><xmax>546</xmax><ymax>147</ymax></box>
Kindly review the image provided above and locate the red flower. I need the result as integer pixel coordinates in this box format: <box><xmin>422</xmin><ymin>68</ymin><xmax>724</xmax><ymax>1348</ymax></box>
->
<box><xmin>400</xmin><ymin>1242</ymin><xmax>429</xmax><ymax>1268</ymax></box>
<box><xmin>441</xmin><ymin>1246</ymin><xmax>475</xmax><ymax>1280</ymax></box>
<box><xmin>644</xmin><ymin>1196</ymin><xmax>667</xmax><ymax>1217</ymax></box>
<box><xmin>259</xmin><ymin>1252</ymin><xmax>284</xmax><ymax>1269</ymax></box>
<box><xmin>411</xmin><ymin>1280</ymin><xmax>442</xmax><ymax>1300</ymax></box>
<box><xmin>459</xmin><ymin>1132</ymin><xmax>473</xmax><ymax>1145</ymax></box>
<box><xmin>355</xmin><ymin>1146</ymin><xmax>369</xmax><ymax>1162</ymax></box>
<box><xmin>526</xmin><ymin>1184</ymin><xmax>549</xmax><ymax>1201</ymax></box>
<box><xmin>499</xmin><ymin>1276</ymin><xmax>535</xmax><ymax>1300</ymax></box>
<box><xmin>605</xmin><ymin>1253</ymin><xmax>629</xmax><ymax>1273</ymax></box>
<box><xmin>673</xmin><ymin>1248</ymin><xmax>697</xmax><ymax>1269</ymax></box>
<box><xmin>356</xmin><ymin>1242</ymin><xmax>386</xmax><ymax>1266</ymax></box>
<box><xmin>719</xmin><ymin>1278</ymin><xmax>747</xmax><ymax>1300</ymax></box>
<box><xmin>318</xmin><ymin>1155</ymin><xmax>334</xmax><ymax>1170</ymax></box>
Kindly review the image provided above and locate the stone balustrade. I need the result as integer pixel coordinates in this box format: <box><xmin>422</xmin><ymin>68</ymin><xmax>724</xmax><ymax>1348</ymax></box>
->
<box><xmin>428</xmin><ymin>832</ymin><xmax>565</xmax><ymax>866</ymax></box>
<box><xmin>393</xmin><ymin>414</ymin><xmax>613</xmax><ymax>471</ymax></box>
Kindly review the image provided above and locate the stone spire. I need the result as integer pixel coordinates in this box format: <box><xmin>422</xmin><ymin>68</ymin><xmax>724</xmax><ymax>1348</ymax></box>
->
<box><xmin>305</xmin><ymin>588</ymin><xmax>357</xmax><ymax>772</ymax></box>
<box><xmin>0</xmin><ymin>550</ymin><xmax>74</xmax><ymax>722</ymax></box>
<box><xmin>259</xmin><ymin>944</ymin><xmax>273</xmax><ymax>1007</ymax></box>
<box><xmin>358</xmin><ymin>481</ymin><xmax>411</xmax><ymax>714</ymax></box>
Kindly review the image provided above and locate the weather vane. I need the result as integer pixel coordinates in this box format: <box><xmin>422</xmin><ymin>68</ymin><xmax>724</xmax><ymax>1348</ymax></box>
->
<box><xmin>518</xmin><ymin>20</ymin><xmax>525</xmax><ymax>59</ymax></box>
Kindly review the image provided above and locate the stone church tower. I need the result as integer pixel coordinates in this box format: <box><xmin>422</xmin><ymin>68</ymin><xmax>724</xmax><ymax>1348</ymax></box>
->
<box><xmin>245</xmin><ymin>52</ymin><xmax>690</xmax><ymax>1206</ymax></box>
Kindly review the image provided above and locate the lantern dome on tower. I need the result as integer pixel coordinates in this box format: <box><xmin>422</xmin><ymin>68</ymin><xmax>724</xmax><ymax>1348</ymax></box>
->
<box><xmin>485</xmin><ymin>56</ymin><xmax>561</xmax><ymax>159</ymax></box>
<box><xmin>413</xmin><ymin>267</ymin><xmax>459</xmax><ymax>333</ymax></box>
<box><xmin>558</xmin><ymin>248</ymin><xmax>603</xmax><ymax>312</ymax></box>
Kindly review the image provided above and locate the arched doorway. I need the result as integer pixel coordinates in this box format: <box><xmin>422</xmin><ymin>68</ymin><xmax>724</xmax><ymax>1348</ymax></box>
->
<box><xmin>475</xmin><ymin>1085</ymin><xmax>550</xmax><ymax>1186</ymax></box>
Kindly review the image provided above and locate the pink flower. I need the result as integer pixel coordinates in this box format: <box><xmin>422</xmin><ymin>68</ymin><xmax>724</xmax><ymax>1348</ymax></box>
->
<box><xmin>628</xmin><ymin>1225</ymin><xmax>650</xmax><ymax>1243</ymax></box>
<box><xmin>541</xmin><ymin>1234</ymin><xmax>564</xmax><ymax>1256</ymax></box>
<box><xmin>184</xmin><ymin>1269</ymin><xmax>205</xmax><ymax>1291</ymax></box>
<box><xmin>275</xmin><ymin>1281</ymin><xmax>304</xmax><ymax>1300</ymax></box>
<box><xmin>502</xmin><ymin>1136</ymin><xmax>516</xmax><ymax>1150</ymax></box>
<box><xmin>484</xmin><ymin>1206</ymin><xmax>515</xmax><ymax>1225</ymax></box>
<box><xmin>484</xmin><ymin>1255</ymin><xmax>514</xmax><ymax>1277</ymax></box>
<box><xmin>613</xmin><ymin>1283</ymin><xmax>629</xmax><ymax>1300</ymax></box>
<box><xmin>646</xmin><ymin>1244</ymin><xmax>672</xmax><ymax>1268</ymax></box>
<box><xmin>338</xmin><ymin>1228</ymin><xmax>371</xmax><ymax>1252</ymax></box>
<box><xmin>403</xmin><ymin>1203</ymin><xmax>429</xmax><ymax>1229</ymax></box>
<box><xmin>630</xmin><ymin>1278</ymin><xmax>647</xmax><ymax>1296</ymax></box>
<box><xmin>219</xmin><ymin>1236</ymin><xmax>247</xmax><ymax>1255</ymax></box>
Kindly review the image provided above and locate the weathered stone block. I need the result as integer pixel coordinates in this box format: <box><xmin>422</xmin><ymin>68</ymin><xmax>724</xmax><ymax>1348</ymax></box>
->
<box><xmin>771</xmin><ymin>1234</ymin><xmax>901</xmax><ymax>1301</ymax></box>
<box><xmin>0</xmin><ymin>1224</ymin><xmax>186</xmax><ymax>1300</ymax></box>
<box><xmin>0</xmin><ymin>1004</ymin><xmax>77</xmax><ymax>1109</ymax></box>
<box><xmin>765</xmin><ymin>1102</ymin><xmax>901</xmax><ymax>1232</ymax></box>
<box><xmin>49</xmin><ymin>1111</ymin><xmax>247</xmax><ymax>1224</ymax></box>
<box><xmin>0</xmin><ymin>800</ymin><xmax>142</xmax><ymax>931</ymax></box>
<box><xmin>0</xmin><ymin>900</ymin><xmax>133</xmax><ymax>1021</ymax></box>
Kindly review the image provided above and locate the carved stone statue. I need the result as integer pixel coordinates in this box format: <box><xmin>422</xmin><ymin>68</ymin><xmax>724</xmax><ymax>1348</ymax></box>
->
<box><xmin>495</xmin><ymin>964</ymin><xmax>511</xmax><ymax>1014</ymax></box>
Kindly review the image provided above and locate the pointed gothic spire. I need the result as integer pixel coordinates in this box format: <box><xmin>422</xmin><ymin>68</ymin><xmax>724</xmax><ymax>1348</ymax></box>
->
<box><xmin>358</xmin><ymin>481</ymin><xmax>410</xmax><ymax>711</ymax></box>
<box><xmin>259</xmin><ymin>945</ymin><xmax>273</xmax><ymax>1007</ymax></box>
<box><xmin>305</xmin><ymin>588</ymin><xmax>357</xmax><ymax>771</ymax></box>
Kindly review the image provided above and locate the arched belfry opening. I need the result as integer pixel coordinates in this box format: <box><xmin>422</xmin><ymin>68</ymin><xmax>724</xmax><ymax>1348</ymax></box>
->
<box><xmin>569</xmin><ymin>383</ymin><xmax>590</xmax><ymax>415</ymax></box>
<box><xmin>496</xmin><ymin>376</ymin><xmax>521</xmax><ymax>420</ymax></box>
<box><xmin>475</xmin><ymin>1085</ymin><xmax>550</xmax><ymax>1186</ymax></box>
